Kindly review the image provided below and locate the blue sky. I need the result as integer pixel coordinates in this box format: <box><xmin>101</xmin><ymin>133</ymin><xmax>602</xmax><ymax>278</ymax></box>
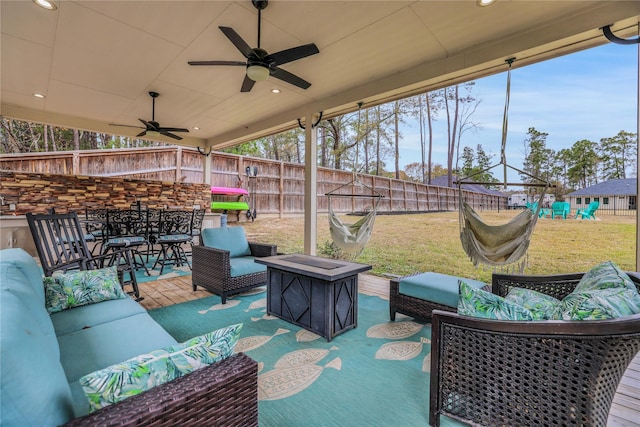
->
<box><xmin>399</xmin><ymin>43</ymin><xmax>639</xmax><ymax>180</ymax></box>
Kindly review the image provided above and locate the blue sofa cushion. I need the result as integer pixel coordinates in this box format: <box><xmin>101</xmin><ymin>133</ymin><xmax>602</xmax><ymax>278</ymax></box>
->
<box><xmin>80</xmin><ymin>324</ymin><xmax>243</xmax><ymax>412</ymax></box>
<box><xmin>57</xmin><ymin>313</ymin><xmax>178</xmax><ymax>385</ymax></box>
<box><xmin>399</xmin><ymin>272</ymin><xmax>487</xmax><ymax>308</ymax></box>
<box><xmin>201</xmin><ymin>226</ymin><xmax>251</xmax><ymax>258</ymax></box>
<box><xmin>0</xmin><ymin>247</ymin><xmax>45</xmax><ymax>303</ymax></box>
<box><xmin>51</xmin><ymin>297</ymin><xmax>146</xmax><ymax>337</ymax></box>
<box><xmin>230</xmin><ymin>256</ymin><xmax>267</xmax><ymax>277</ymax></box>
<box><xmin>1</xmin><ymin>251</ymin><xmax>75</xmax><ymax>427</ymax></box>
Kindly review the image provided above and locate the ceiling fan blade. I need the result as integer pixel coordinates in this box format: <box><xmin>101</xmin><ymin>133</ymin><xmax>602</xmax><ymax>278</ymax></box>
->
<box><xmin>157</xmin><ymin>127</ymin><xmax>189</xmax><ymax>133</ymax></box>
<box><xmin>136</xmin><ymin>130</ymin><xmax>147</xmax><ymax>138</ymax></box>
<box><xmin>188</xmin><ymin>60</ymin><xmax>247</xmax><ymax>66</ymax></box>
<box><xmin>271</xmin><ymin>67</ymin><xmax>311</xmax><ymax>90</ymax></box>
<box><xmin>109</xmin><ymin>123</ymin><xmax>144</xmax><ymax>129</ymax></box>
<box><xmin>219</xmin><ymin>26</ymin><xmax>255</xmax><ymax>59</ymax></box>
<box><xmin>161</xmin><ymin>131</ymin><xmax>183</xmax><ymax>140</ymax></box>
<box><xmin>241</xmin><ymin>75</ymin><xmax>256</xmax><ymax>92</ymax></box>
<box><xmin>268</xmin><ymin>43</ymin><xmax>319</xmax><ymax>66</ymax></box>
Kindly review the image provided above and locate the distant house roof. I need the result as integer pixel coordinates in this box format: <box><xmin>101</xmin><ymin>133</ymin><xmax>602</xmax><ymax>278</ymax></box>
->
<box><xmin>430</xmin><ymin>175</ymin><xmax>506</xmax><ymax>197</ymax></box>
<box><xmin>565</xmin><ymin>178</ymin><xmax>637</xmax><ymax>197</ymax></box>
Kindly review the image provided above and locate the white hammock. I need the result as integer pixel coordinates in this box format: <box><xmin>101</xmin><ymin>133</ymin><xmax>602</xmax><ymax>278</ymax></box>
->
<box><xmin>459</xmin><ymin>198</ymin><xmax>542</xmax><ymax>273</ymax></box>
<box><xmin>457</xmin><ymin>58</ymin><xmax>548</xmax><ymax>273</ymax></box>
<box><xmin>328</xmin><ymin>197</ymin><xmax>379</xmax><ymax>258</ymax></box>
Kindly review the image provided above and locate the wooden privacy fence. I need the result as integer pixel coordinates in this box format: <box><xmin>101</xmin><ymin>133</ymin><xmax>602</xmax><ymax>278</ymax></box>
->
<box><xmin>0</xmin><ymin>146</ymin><xmax>505</xmax><ymax>216</ymax></box>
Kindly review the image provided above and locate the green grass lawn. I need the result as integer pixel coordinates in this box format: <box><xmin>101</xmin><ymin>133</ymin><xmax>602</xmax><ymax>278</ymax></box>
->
<box><xmin>243</xmin><ymin>211</ymin><xmax>637</xmax><ymax>283</ymax></box>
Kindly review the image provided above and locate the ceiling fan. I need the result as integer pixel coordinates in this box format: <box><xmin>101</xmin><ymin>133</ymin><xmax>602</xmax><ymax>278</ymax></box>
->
<box><xmin>188</xmin><ymin>0</ymin><xmax>319</xmax><ymax>92</ymax></box>
<box><xmin>110</xmin><ymin>92</ymin><xmax>189</xmax><ymax>140</ymax></box>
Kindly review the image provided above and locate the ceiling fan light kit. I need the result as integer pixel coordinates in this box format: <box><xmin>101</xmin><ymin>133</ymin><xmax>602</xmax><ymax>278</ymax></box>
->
<box><xmin>188</xmin><ymin>0</ymin><xmax>319</xmax><ymax>92</ymax></box>
<box><xmin>247</xmin><ymin>65</ymin><xmax>270</xmax><ymax>82</ymax></box>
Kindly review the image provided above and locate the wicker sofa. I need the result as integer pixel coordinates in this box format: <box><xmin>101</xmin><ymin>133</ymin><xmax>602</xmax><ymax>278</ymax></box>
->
<box><xmin>0</xmin><ymin>248</ymin><xmax>258</xmax><ymax>427</ymax></box>
<box><xmin>429</xmin><ymin>270</ymin><xmax>640</xmax><ymax>427</ymax></box>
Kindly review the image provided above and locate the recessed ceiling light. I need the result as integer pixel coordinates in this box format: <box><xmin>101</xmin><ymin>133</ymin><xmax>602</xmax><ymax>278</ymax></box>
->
<box><xmin>476</xmin><ymin>0</ymin><xmax>496</xmax><ymax>6</ymax></box>
<box><xmin>33</xmin><ymin>93</ymin><xmax>45</xmax><ymax>98</ymax></box>
<box><xmin>33</xmin><ymin>0</ymin><xmax>57</xmax><ymax>10</ymax></box>
<box><xmin>271</xmin><ymin>89</ymin><xmax>281</xmax><ymax>94</ymax></box>
<box><xmin>193</xmin><ymin>126</ymin><xmax>200</xmax><ymax>130</ymax></box>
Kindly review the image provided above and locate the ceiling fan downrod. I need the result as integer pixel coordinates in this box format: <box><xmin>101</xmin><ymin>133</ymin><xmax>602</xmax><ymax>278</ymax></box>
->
<box><xmin>149</xmin><ymin>91</ymin><xmax>159</xmax><ymax>121</ymax></box>
<box><xmin>253</xmin><ymin>0</ymin><xmax>268</xmax><ymax>48</ymax></box>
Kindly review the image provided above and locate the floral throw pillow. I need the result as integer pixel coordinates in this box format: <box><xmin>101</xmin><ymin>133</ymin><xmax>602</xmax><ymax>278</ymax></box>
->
<box><xmin>561</xmin><ymin>287</ymin><xmax>640</xmax><ymax>320</ymax></box>
<box><xmin>574</xmin><ymin>260</ymin><xmax>637</xmax><ymax>293</ymax></box>
<box><xmin>80</xmin><ymin>323</ymin><xmax>243</xmax><ymax>412</ymax></box>
<box><xmin>505</xmin><ymin>287</ymin><xmax>562</xmax><ymax>320</ymax></box>
<box><xmin>43</xmin><ymin>266</ymin><xmax>127</xmax><ymax>314</ymax></box>
<box><xmin>458</xmin><ymin>280</ymin><xmax>534</xmax><ymax>321</ymax></box>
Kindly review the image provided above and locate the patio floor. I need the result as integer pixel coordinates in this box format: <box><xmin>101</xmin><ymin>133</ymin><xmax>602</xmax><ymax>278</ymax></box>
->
<box><xmin>138</xmin><ymin>273</ymin><xmax>640</xmax><ymax>427</ymax></box>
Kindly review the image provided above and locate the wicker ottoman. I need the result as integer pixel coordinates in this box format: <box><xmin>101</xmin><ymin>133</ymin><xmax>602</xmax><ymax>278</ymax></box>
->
<box><xmin>389</xmin><ymin>272</ymin><xmax>488</xmax><ymax>322</ymax></box>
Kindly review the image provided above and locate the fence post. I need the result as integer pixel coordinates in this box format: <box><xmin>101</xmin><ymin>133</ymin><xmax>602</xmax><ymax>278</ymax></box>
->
<box><xmin>73</xmin><ymin>151</ymin><xmax>80</xmax><ymax>175</ymax></box>
<box><xmin>176</xmin><ymin>146</ymin><xmax>182</xmax><ymax>181</ymax></box>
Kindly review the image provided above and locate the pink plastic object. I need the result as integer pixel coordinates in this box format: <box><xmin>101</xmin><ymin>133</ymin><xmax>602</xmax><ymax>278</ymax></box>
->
<box><xmin>210</xmin><ymin>186</ymin><xmax>249</xmax><ymax>196</ymax></box>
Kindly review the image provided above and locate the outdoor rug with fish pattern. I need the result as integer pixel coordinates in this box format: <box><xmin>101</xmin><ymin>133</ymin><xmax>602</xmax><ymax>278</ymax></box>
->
<box><xmin>133</xmin><ymin>255</ymin><xmax>192</xmax><ymax>284</ymax></box>
<box><xmin>148</xmin><ymin>288</ymin><xmax>464</xmax><ymax>427</ymax></box>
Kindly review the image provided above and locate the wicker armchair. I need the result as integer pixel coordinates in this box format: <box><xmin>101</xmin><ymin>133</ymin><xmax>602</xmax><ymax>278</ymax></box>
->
<box><xmin>63</xmin><ymin>353</ymin><xmax>258</xmax><ymax>427</ymax></box>
<box><xmin>429</xmin><ymin>271</ymin><xmax>640</xmax><ymax>427</ymax></box>
<box><xmin>192</xmin><ymin>226</ymin><xmax>277</xmax><ymax>303</ymax></box>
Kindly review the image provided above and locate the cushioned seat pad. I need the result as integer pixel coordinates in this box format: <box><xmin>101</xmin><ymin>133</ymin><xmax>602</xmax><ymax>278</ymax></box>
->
<box><xmin>51</xmin><ymin>298</ymin><xmax>147</xmax><ymax>337</ymax></box>
<box><xmin>399</xmin><ymin>272</ymin><xmax>487</xmax><ymax>308</ymax></box>
<box><xmin>230</xmin><ymin>256</ymin><xmax>267</xmax><ymax>277</ymax></box>
<box><xmin>57</xmin><ymin>313</ymin><xmax>177</xmax><ymax>383</ymax></box>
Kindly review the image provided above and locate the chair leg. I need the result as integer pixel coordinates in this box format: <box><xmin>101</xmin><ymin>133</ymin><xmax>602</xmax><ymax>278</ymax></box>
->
<box><xmin>170</xmin><ymin>243</ymin><xmax>191</xmax><ymax>269</ymax></box>
<box><xmin>131</xmin><ymin>248</ymin><xmax>150</xmax><ymax>276</ymax></box>
<box><xmin>153</xmin><ymin>244</ymin><xmax>170</xmax><ymax>275</ymax></box>
<box><xmin>113</xmin><ymin>249</ymin><xmax>143</xmax><ymax>302</ymax></box>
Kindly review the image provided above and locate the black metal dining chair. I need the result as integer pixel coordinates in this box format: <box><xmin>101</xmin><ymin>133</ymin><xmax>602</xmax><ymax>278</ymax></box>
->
<box><xmin>26</xmin><ymin>211</ymin><xmax>142</xmax><ymax>301</ymax></box>
<box><xmin>84</xmin><ymin>207</ymin><xmax>109</xmax><ymax>254</ymax></box>
<box><xmin>152</xmin><ymin>210</ymin><xmax>193</xmax><ymax>275</ymax></box>
<box><xmin>102</xmin><ymin>209</ymin><xmax>150</xmax><ymax>276</ymax></box>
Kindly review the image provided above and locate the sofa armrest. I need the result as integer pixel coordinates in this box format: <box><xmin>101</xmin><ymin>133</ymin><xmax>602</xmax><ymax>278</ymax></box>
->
<box><xmin>193</xmin><ymin>244</ymin><xmax>231</xmax><ymax>278</ymax></box>
<box><xmin>63</xmin><ymin>353</ymin><xmax>258</xmax><ymax>427</ymax></box>
<box><xmin>248</xmin><ymin>241</ymin><xmax>277</xmax><ymax>258</ymax></box>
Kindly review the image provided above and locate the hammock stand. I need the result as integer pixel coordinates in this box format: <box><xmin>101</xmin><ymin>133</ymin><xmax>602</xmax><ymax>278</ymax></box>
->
<box><xmin>457</xmin><ymin>58</ymin><xmax>550</xmax><ymax>273</ymax></box>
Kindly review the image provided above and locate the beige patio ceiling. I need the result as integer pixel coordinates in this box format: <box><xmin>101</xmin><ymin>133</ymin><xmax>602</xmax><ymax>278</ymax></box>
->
<box><xmin>2</xmin><ymin>1</ymin><xmax>639</xmax><ymax>151</ymax></box>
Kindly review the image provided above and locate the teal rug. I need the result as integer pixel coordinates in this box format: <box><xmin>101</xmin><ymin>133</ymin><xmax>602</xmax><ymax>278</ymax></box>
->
<box><xmin>133</xmin><ymin>255</ymin><xmax>192</xmax><ymax>284</ymax></box>
<box><xmin>148</xmin><ymin>290</ymin><xmax>463</xmax><ymax>427</ymax></box>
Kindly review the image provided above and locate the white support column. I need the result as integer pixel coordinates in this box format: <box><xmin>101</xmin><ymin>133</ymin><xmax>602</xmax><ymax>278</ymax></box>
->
<box><xmin>304</xmin><ymin>113</ymin><xmax>318</xmax><ymax>255</ymax></box>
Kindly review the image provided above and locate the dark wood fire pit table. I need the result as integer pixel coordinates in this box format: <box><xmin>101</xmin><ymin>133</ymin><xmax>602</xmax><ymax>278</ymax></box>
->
<box><xmin>254</xmin><ymin>254</ymin><xmax>372</xmax><ymax>341</ymax></box>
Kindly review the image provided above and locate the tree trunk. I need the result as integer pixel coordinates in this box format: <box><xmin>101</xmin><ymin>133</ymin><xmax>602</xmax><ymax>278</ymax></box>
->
<box><xmin>49</xmin><ymin>126</ymin><xmax>57</xmax><ymax>151</ymax></box>
<box><xmin>44</xmin><ymin>125</ymin><xmax>49</xmax><ymax>151</ymax></box>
